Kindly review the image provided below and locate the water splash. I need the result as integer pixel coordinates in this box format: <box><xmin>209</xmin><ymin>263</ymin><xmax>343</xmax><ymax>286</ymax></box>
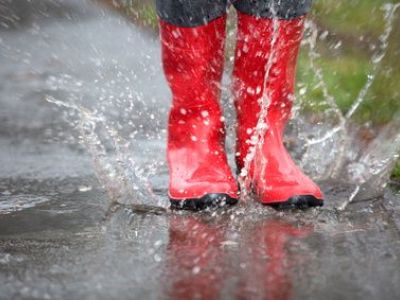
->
<box><xmin>45</xmin><ymin>96</ymin><xmax>165</xmax><ymax>208</ymax></box>
<box><xmin>304</xmin><ymin>3</ymin><xmax>400</xmax><ymax>208</ymax></box>
<box><xmin>43</xmin><ymin>2</ymin><xmax>400</xmax><ymax>211</ymax></box>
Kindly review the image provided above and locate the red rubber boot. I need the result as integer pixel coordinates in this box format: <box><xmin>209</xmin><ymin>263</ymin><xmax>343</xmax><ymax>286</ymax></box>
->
<box><xmin>233</xmin><ymin>12</ymin><xmax>323</xmax><ymax>208</ymax></box>
<box><xmin>160</xmin><ymin>17</ymin><xmax>239</xmax><ymax>210</ymax></box>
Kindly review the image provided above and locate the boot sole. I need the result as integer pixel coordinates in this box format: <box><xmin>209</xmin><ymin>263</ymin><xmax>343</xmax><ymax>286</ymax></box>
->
<box><xmin>266</xmin><ymin>195</ymin><xmax>323</xmax><ymax>210</ymax></box>
<box><xmin>170</xmin><ymin>193</ymin><xmax>239</xmax><ymax>211</ymax></box>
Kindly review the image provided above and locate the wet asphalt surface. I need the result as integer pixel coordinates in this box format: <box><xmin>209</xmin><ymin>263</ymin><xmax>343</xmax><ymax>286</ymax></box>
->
<box><xmin>1</xmin><ymin>1</ymin><xmax>400</xmax><ymax>299</ymax></box>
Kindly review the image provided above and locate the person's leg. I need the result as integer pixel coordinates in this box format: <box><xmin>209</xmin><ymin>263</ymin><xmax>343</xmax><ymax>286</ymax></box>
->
<box><xmin>157</xmin><ymin>0</ymin><xmax>239</xmax><ymax>210</ymax></box>
<box><xmin>156</xmin><ymin>0</ymin><xmax>229</xmax><ymax>28</ymax></box>
<box><xmin>233</xmin><ymin>0</ymin><xmax>312</xmax><ymax>20</ymax></box>
<box><xmin>232</xmin><ymin>0</ymin><xmax>323</xmax><ymax>208</ymax></box>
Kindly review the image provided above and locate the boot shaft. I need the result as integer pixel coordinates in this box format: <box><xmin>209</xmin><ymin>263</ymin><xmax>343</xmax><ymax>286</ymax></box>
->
<box><xmin>233</xmin><ymin>13</ymin><xmax>306</xmax><ymax>170</ymax></box>
<box><xmin>160</xmin><ymin>17</ymin><xmax>227</xmax><ymax>108</ymax></box>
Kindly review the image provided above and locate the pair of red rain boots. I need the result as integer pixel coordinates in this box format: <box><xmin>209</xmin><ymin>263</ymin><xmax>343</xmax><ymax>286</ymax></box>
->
<box><xmin>160</xmin><ymin>12</ymin><xmax>323</xmax><ymax>211</ymax></box>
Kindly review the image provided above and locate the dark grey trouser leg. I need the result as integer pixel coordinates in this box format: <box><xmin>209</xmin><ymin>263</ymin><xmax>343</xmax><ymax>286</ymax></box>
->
<box><xmin>233</xmin><ymin>0</ymin><xmax>313</xmax><ymax>19</ymax></box>
<box><xmin>156</xmin><ymin>0</ymin><xmax>228</xmax><ymax>27</ymax></box>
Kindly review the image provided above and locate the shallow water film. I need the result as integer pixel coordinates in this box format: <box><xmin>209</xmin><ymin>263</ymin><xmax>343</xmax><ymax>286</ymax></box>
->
<box><xmin>1</xmin><ymin>0</ymin><xmax>400</xmax><ymax>299</ymax></box>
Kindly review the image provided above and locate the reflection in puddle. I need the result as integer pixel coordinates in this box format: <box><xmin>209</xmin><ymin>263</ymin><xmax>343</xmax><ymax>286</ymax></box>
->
<box><xmin>163</xmin><ymin>214</ymin><xmax>313</xmax><ymax>300</ymax></box>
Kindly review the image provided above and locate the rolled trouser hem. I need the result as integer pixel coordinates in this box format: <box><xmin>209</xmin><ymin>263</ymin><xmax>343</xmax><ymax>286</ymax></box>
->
<box><xmin>233</xmin><ymin>0</ymin><xmax>312</xmax><ymax>20</ymax></box>
<box><xmin>156</xmin><ymin>0</ymin><xmax>228</xmax><ymax>27</ymax></box>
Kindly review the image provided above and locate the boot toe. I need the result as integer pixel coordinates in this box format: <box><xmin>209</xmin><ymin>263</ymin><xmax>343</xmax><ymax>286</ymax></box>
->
<box><xmin>170</xmin><ymin>193</ymin><xmax>239</xmax><ymax>211</ymax></box>
<box><xmin>267</xmin><ymin>195</ymin><xmax>323</xmax><ymax>210</ymax></box>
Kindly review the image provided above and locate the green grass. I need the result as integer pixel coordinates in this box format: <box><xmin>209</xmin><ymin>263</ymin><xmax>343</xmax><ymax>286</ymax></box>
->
<box><xmin>312</xmin><ymin>0</ymin><xmax>389</xmax><ymax>38</ymax></box>
<box><xmin>393</xmin><ymin>161</ymin><xmax>400</xmax><ymax>179</ymax></box>
<box><xmin>121</xmin><ymin>0</ymin><xmax>158</xmax><ymax>29</ymax></box>
<box><xmin>302</xmin><ymin>1</ymin><xmax>400</xmax><ymax>125</ymax></box>
<box><xmin>297</xmin><ymin>50</ymin><xmax>372</xmax><ymax>114</ymax></box>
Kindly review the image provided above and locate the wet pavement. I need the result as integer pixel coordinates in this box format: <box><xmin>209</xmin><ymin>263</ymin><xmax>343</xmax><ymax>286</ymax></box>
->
<box><xmin>1</xmin><ymin>1</ymin><xmax>400</xmax><ymax>299</ymax></box>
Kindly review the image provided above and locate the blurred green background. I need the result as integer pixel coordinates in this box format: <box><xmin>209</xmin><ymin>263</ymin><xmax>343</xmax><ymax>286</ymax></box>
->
<box><xmin>102</xmin><ymin>0</ymin><xmax>400</xmax><ymax>179</ymax></box>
